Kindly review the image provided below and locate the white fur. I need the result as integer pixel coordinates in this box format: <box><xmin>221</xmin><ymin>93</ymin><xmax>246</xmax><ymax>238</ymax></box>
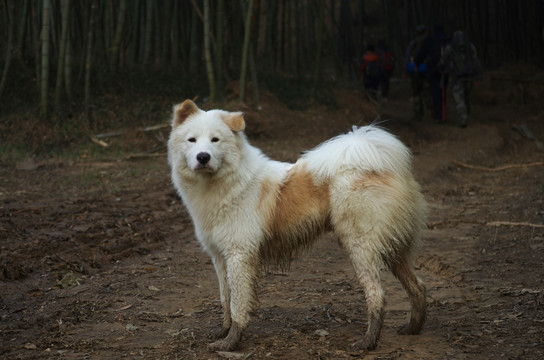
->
<box><xmin>302</xmin><ymin>125</ymin><xmax>413</xmax><ymax>179</ymax></box>
<box><xmin>168</xmin><ymin>101</ymin><xmax>427</xmax><ymax>351</ymax></box>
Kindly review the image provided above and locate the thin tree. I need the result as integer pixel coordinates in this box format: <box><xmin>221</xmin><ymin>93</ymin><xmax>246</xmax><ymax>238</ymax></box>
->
<box><xmin>215</xmin><ymin>0</ymin><xmax>225</xmax><ymax>100</ymax></box>
<box><xmin>64</xmin><ymin>30</ymin><xmax>72</xmax><ymax>103</ymax></box>
<box><xmin>239</xmin><ymin>0</ymin><xmax>254</xmax><ymax>101</ymax></box>
<box><xmin>203</xmin><ymin>0</ymin><xmax>216</xmax><ymax>101</ymax></box>
<box><xmin>85</xmin><ymin>0</ymin><xmax>98</xmax><ymax>115</ymax></box>
<box><xmin>143</xmin><ymin>0</ymin><xmax>153</xmax><ymax>66</ymax></box>
<box><xmin>110</xmin><ymin>0</ymin><xmax>127</xmax><ymax>72</ymax></box>
<box><xmin>40</xmin><ymin>0</ymin><xmax>51</xmax><ymax>118</ymax></box>
<box><xmin>16</xmin><ymin>0</ymin><xmax>30</xmax><ymax>59</ymax></box>
<box><xmin>54</xmin><ymin>0</ymin><xmax>70</xmax><ymax>110</ymax></box>
<box><xmin>0</xmin><ymin>0</ymin><xmax>16</xmax><ymax>97</ymax></box>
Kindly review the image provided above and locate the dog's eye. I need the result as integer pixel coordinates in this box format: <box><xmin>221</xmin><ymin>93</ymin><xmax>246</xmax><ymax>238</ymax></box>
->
<box><xmin>188</xmin><ymin>137</ymin><xmax>196</xmax><ymax>143</ymax></box>
<box><xmin>211</xmin><ymin>137</ymin><xmax>220</xmax><ymax>143</ymax></box>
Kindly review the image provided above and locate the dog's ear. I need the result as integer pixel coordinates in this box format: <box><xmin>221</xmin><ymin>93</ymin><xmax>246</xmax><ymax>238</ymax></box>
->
<box><xmin>172</xmin><ymin>100</ymin><xmax>199</xmax><ymax>128</ymax></box>
<box><xmin>221</xmin><ymin>112</ymin><xmax>246</xmax><ymax>132</ymax></box>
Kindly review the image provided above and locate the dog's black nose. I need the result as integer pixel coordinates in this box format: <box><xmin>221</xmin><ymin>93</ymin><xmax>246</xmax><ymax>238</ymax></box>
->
<box><xmin>196</xmin><ymin>152</ymin><xmax>211</xmax><ymax>165</ymax></box>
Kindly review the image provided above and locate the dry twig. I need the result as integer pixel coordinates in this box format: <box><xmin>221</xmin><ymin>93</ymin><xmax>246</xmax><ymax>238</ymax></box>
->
<box><xmin>452</xmin><ymin>160</ymin><xmax>543</xmax><ymax>172</ymax></box>
<box><xmin>486</xmin><ymin>221</ymin><xmax>544</xmax><ymax>229</ymax></box>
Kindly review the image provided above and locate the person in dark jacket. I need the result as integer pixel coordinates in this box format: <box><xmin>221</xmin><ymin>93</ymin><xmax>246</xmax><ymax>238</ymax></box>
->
<box><xmin>415</xmin><ymin>25</ymin><xmax>449</xmax><ymax>122</ymax></box>
<box><xmin>377</xmin><ymin>39</ymin><xmax>394</xmax><ymax>101</ymax></box>
<box><xmin>360</xmin><ymin>44</ymin><xmax>383</xmax><ymax>100</ymax></box>
<box><xmin>405</xmin><ymin>25</ymin><xmax>431</xmax><ymax>120</ymax></box>
<box><xmin>438</xmin><ymin>31</ymin><xmax>483</xmax><ymax>127</ymax></box>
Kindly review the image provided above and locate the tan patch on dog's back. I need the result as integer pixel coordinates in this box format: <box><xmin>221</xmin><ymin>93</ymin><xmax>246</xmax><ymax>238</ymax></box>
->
<box><xmin>258</xmin><ymin>163</ymin><xmax>331</xmax><ymax>266</ymax></box>
<box><xmin>352</xmin><ymin>170</ymin><xmax>394</xmax><ymax>190</ymax></box>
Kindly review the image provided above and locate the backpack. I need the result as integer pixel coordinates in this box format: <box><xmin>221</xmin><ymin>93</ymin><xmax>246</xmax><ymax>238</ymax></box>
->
<box><xmin>380</xmin><ymin>51</ymin><xmax>395</xmax><ymax>71</ymax></box>
<box><xmin>365</xmin><ymin>60</ymin><xmax>383</xmax><ymax>80</ymax></box>
<box><xmin>450</xmin><ymin>35</ymin><xmax>474</xmax><ymax>77</ymax></box>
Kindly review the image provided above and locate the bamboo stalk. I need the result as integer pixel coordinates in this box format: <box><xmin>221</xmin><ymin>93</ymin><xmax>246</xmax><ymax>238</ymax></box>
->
<box><xmin>239</xmin><ymin>0</ymin><xmax>254</xmax><ymax>101</ymax></box>
<box><xmin>84</xmin><ymin>0</ymin><xmax>98</xmax><ymax>115</ymax></box>
<box><xmin>110</xmin><ymin>0</ymin><xmax>127</xmax><ymax>72</ymax></box>
<box><xmin>54</xmin><ymin>0</ymin><xmax>70</xmax><ymax>110</ymax></box>
<box><xmin>40</xmin><ymin>0</ymin><xmax>51</xmax><ymax>118</ymax></box>
<box><xmin>203</xmin><ymin>0</ymin><xmax>216</xmax><ymax>101</ymax></box>
<box><xmin>0</xmin><ymin>0</ymin><xmax>15</xmax><ymax>97</ymax></box>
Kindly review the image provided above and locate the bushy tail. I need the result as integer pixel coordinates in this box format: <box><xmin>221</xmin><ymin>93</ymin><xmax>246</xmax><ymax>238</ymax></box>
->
<box><xmin>302</xmin><ymin>125</ymin><xmax>413</xmax><ymax>179</ymax></box>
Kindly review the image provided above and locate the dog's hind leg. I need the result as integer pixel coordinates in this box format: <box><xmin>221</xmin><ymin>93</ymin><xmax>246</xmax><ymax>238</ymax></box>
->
<box><xmin>390</xmin><ymin>254</ymin><xmax>426</xmax><ymax>335</ymax></box>
<box><xmin>343</xmin><ymin>243</ymin><xmax>385</xmax><ymax>351</ymax></box>
<box><xmin>211</xmin><ymin>254</ymin><xmax>231</xmax><ymax>339</ymax></box>
<box><xmin>209</xmin><ymin>251</ymin><xmax>259</xmax><ymax>351</ymax></box>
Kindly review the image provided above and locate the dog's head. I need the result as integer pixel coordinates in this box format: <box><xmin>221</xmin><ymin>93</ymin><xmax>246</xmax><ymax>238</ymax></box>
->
<box><xmin>167</xmin><ymin>100</ymin><xmax>246</xmax><ymax>176</ymax></box>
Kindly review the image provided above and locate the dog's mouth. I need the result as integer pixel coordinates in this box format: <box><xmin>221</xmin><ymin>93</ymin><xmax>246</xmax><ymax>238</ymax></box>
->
<box><xmin>194</xmin><ymin>164</ymin><xmax>215</xmax><ymax>173</ymax></box>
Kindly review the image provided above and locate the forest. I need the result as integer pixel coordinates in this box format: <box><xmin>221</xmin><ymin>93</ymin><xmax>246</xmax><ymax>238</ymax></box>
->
<box><xmin>0</xmin><ymin>0</ymin><xmax>543</xmax><ymax>121</ymax></box>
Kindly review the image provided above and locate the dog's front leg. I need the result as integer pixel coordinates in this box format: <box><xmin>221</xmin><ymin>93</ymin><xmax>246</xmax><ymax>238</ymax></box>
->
<box><xmin>209</xmin><ymin>250</ymin><xmax>258</xmax><ymax>351</ymax></box>
<box><xmin>211</xmin><ymin>254</ymin><xmax>231</xmax><ymax>339</ymax></box>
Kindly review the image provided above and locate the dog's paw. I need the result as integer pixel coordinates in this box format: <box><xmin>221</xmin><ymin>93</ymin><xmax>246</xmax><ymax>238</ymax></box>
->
<box><xmin>208</xmin><ymin>338</ymin><xmax>237</xmax><ymax>352</ymax></box>
<box><xmin>208</xmin><ymin>321</ymin><xmax>242</xmax><ymax>352</ymax></box>
<box><xmin>351</xmin><ymin>336</ymin><xmax>378</xmax><ymax>351</ymax></box>
<box><xmin>209</xmin><ymin>326</ymin><xmax>230</xmax><ymax>340</ymax></box>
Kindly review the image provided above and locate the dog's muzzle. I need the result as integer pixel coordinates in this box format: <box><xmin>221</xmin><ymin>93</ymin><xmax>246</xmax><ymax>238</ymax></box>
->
<box><xmin>197</xmin><ymin>152</ymin><xmax>211</xmax><ymax>165</ymax></box>
<box><xmin>194</xmin><ymin>152</ymin><xmax>214</xmax><ymax>172</ymax></box>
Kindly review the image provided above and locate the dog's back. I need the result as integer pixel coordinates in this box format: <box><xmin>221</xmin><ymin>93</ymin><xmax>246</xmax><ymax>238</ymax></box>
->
<box><xmin>259</xmin><ymin>125</ymin><xmax>426</xmax><ymax>267</ymax></box>
<box><xmin>168</xmin><ymin>101</ymin><xmax>427</xmax><ymax>352</ymax></box>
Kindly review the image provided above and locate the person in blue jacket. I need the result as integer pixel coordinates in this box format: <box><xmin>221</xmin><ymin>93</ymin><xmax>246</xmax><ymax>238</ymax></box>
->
<box><xmin>415</xmin><ymin>25</ymin><xmax>449</xmax><ymax>122</ymax></box>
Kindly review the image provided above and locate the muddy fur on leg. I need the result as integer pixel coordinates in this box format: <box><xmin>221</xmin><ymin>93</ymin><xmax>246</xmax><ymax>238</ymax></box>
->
<box><xmin>167</xmin><ymin>100</ymin><xmax>428</xmax><ymax>351</ymax></box>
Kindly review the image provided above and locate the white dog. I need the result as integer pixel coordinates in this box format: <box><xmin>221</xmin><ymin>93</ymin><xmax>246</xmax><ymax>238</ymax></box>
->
<box><xmin>168</xmin><ymin>100</ymin><xmax>427</xmax><ymax>351</ymax></box>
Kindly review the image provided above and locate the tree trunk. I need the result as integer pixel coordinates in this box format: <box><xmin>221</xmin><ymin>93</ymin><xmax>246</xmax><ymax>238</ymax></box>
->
<box><xmin>64</xmin><ymin>30</ymin><xmax>73</xmax><ymax>103</ymax></box>
<box><xmin>0</xmin><ymin>0</ymin><xmax>16</xmax><ymax>98</ymax></box>
<box><xmin>16</xmin><ymin>0</ymin><xmax>30</xmax><ymax>58</ymax></box>
<box><xmin>143</xmin><ymin>0</ymin><xmax>153</xmax><ymax>66</ymax></box>
<box><xmin>215</xmin><ymin>0</ymin><xmax>225</xmax><ymax>100</ymax></box>
<box><xmin>85</xmin><ymin>0</ymin><xmax>97</xmax><ymax>115</ymax></box>
<box><xmin>203</xmin><ymin>0</ymin><xmax>216</xmax><ymax>101</ymax></box>
<box><xmin>110</xmin><ymin>0</ymin><xmax>127</xmax><ymax>72</ymax></box>
<box><xmin>239</xmin><ymin>0</ymin><xmax>254</xmax><ymax>101</ymax></box>
<box><xmin>40</xmin><ymin>0</ymin><xmax>51</xmax><ymax>118</ymax></box>
<box><xmin>54</xmin><ymin>0</ymin><xmax>70</xmax><ymax>110</ymax></box>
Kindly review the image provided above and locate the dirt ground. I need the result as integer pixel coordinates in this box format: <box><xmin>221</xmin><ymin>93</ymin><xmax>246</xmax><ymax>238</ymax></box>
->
<box><xmin>1</xmin><ymin>78</ymin><xmax>543</xmax><ymax>360</ymax></box>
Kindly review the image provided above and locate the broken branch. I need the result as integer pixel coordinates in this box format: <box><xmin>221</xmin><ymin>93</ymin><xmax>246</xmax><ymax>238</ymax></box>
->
<box><xmin>452</xmin><ymin>160</ymin><xmax>543</xmax><ymax>172</ymax></box>
<box><xmin>486</xmin><ymin>221</ymin><xmax>544</xmax><ymax>229</ymax></box>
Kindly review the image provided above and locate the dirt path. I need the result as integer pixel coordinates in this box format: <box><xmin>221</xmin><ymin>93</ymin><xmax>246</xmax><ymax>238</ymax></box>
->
<box><xmin>1</xmin><ymin>82</ymin><xmax>543</xmax><ymax>359</ymax></box>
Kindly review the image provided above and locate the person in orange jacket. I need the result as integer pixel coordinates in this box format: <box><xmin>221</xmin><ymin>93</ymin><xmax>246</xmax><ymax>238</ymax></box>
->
<box><xmin>360</xmin><ymin>44</ymin><xmax>383</xmax><ymax>100</ymax></box>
